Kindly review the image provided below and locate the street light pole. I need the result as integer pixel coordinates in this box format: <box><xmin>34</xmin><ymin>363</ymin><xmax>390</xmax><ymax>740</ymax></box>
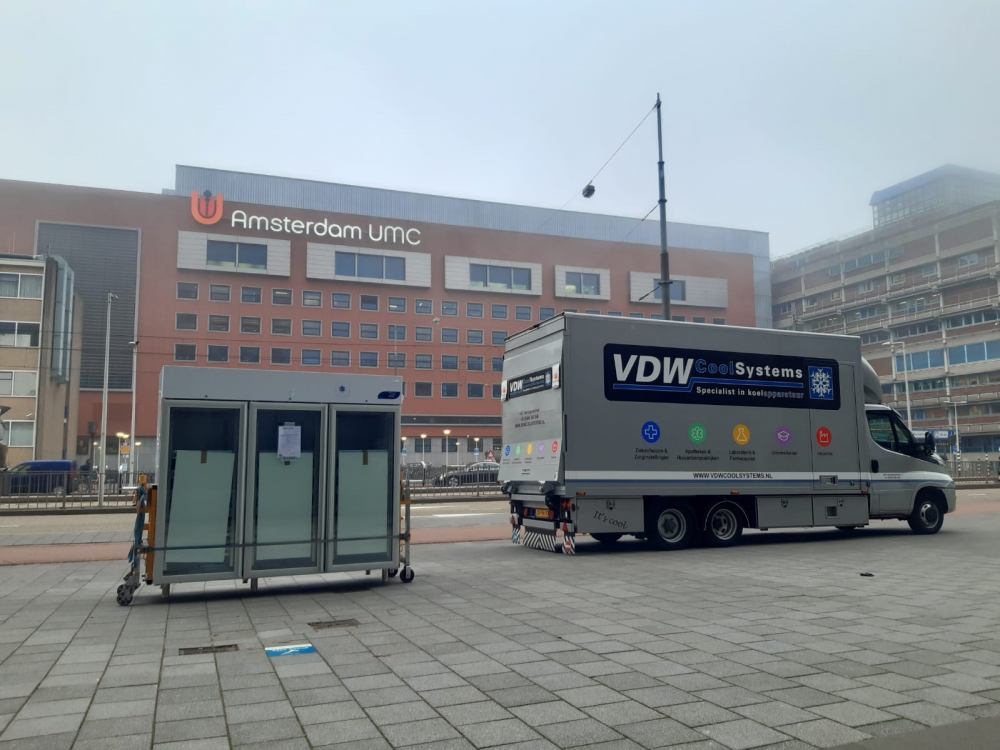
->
<box><xmin>883</xmin><ymin>340</ymin><xmax>911</xmax><ymax>429</ymax></box>
<box><xmin>97</xmin><ymin>291</ymin><xmax>117</xmax><ymax>508</ymax></box>
<box><xmin>128</xmin><ymin>340</ymin><xmax>138</xmax><ymax>480</ymax></box>
<box><xmin>656</xmin><ymin>93</ymin><xmax>670</xmax><ymax>320</ymax></box>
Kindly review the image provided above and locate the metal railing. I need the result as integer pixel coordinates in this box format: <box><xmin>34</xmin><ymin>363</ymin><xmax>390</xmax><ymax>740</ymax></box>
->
<box><xmin>944</xmin><ymin>459</ymin><xmax>1000</xmax><ymax>482</ymax></box>
<box><xmin>0</xmin><ymin>471</ymin><xmax>154</xmax><ymax>510</ymax></box>
<box><xmin>403</xmin><ymin>461</ymin><xmax>504</xmax><ymax>500</ymax></box>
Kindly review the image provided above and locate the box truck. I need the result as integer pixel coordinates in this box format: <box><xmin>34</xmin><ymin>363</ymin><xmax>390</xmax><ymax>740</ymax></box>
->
<box><xmin>499</xmin><ymin>314</ymin><xmax>954</xmax><ymax>554</ymax></box>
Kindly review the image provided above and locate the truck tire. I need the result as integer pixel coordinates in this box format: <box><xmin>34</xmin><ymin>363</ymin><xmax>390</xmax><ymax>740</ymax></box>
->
<box><xmin>646</xmin><ymin>501</ymin><xmax>696</xmax><ymax>551</ymax></box>
<box><xmin>591</xmin><ymin>533</ymin><xmax>623</xmax><ymax>544</ymax></box>
<box><xmin>908</xmin><ymin>492</ymin><xmax>944</xmax><ymax>535</ymax></box>
<box><xmin>704</xmin><ymin>503</ymin><xmax>743</xmax><ymax>547</ymax></box>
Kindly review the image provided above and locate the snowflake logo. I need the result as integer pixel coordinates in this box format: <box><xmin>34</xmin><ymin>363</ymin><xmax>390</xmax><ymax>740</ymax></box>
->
<box><xmin>809</xmin><ymin>366</ymin><xmax>834</xmax><ymax>400</ymax></box>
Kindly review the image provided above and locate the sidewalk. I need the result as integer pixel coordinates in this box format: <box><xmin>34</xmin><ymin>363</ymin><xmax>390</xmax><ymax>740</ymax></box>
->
<box><xmin>0</xmin><ymin>513</ymin><xmax>999</xmax><ymax>749</ymax></box>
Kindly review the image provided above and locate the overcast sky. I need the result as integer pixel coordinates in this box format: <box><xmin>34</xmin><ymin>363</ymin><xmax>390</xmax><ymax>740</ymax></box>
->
<box><xmin>2</xmin><ymin>1</ymin><xmax>999</xmax><ymax>257</ymax></box>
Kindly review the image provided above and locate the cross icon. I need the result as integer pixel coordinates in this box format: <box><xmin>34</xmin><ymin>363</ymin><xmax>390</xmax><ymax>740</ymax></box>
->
<box><xmin>644</xmin><ymin>424</ymin><xmax>659</xmax><ymax>441</ymax></box>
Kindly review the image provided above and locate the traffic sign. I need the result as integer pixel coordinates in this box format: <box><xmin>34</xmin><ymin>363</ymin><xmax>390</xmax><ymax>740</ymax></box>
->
<box><xmin>486</xmin><ymin>450</ymin><xmax>495</xmax><ymax>462</ymax></box>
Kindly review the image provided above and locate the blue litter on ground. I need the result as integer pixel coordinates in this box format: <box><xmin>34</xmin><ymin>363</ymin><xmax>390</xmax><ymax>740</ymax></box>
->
<box><xmin>265</xmin><ymin>643</ymin><xmax>316</xmax><ymax>657</ymax></box>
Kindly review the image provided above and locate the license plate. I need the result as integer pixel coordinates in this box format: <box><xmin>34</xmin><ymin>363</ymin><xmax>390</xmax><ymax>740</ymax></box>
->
<box><xmin>533</xmin><ymin>509</ymin><xmax>553</xmax><ymax>519</ymax></box>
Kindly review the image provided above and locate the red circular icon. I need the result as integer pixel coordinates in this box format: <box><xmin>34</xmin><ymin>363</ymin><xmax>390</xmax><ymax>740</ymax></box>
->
<box><xmin>816</xmin><ymin>428</ymin><xmax>832</xmax><ymax>447</ymax></box>
<box><xmin>551</xmin><ymin>441</ymin><xmax>559</xmax><ymax>453</ymax></box>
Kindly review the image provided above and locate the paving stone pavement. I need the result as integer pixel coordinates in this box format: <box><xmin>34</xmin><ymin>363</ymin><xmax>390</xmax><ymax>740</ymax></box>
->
<box><xmin>1</xmin><ymin>515</ymin><xmax>1000</xmax><ymax>749</ymax></box>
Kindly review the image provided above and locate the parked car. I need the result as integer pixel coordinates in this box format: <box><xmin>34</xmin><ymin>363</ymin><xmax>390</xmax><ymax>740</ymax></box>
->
<box><xmin>434</xmin><ymin>461</ymin><xmax>500</xmax><ymax>487</ymax></box>
<box><xmin>3</xmin><ymin>460</ymin><xmax>79</xmax><ymax>496</ymax></box>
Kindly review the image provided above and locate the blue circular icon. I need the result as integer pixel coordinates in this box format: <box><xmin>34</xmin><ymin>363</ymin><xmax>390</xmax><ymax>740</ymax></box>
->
<box><xmin>504</xmin><ymin>445</ymin><xmax>511</xmax><ymax>457</ymax></box>
<box><xmin>642</xmin><ymin>421</ymin><xmax>661</xmax><ymax>444</ymax></box>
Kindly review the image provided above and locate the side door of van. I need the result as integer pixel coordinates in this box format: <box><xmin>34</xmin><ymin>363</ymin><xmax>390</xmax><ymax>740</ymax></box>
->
<box><xmin>865</xmin><ymin>410</ymin><xmax>916</xmax><ymax>515</ymax></box>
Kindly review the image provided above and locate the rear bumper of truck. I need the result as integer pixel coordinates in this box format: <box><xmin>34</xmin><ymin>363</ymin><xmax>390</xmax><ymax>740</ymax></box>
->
<box><xmin>509</xmin><ymin>494</ymin><xmax>575</xmax><ymax>554</ymax></box>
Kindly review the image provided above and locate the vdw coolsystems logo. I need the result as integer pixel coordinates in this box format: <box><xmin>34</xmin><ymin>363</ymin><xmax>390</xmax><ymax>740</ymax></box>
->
<box><xmin>191</xmin><ymin>190</ymin><xmax>224</xmax><ymax>225</ymax></box>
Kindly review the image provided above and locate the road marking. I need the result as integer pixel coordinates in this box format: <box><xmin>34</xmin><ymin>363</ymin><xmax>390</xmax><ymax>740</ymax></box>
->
<box><xmin>0</xmin><ymin>525</ymin><xmax>20</xmax><ymax>528</ymax></box>
<box><xmin>430</xmin><ymin>513</ymin><xmax>504</xmax><ymax>518</ymax></box>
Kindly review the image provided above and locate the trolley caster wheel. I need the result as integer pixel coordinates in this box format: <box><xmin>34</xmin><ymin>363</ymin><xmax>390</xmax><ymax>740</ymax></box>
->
<box><xmin>250</xmin><ymin>579</ymin><xmax>259</xmax><ymax>593</ymax></box>
<box><xmin>388</xmin><ymin>567</ymin><xmax>399</xmax><ymax>578</ymax></box>
<box><xmin>160</xmin><ymin>584</ymin><xmax>170</xmax><ymax>598</ymax></box>
<box><xmin>381</xmin><ymin>569</ymin><xmax>389</xmax><ymax>583</ymax></box>
<box><xmin>116</xmin><ymin>584</ymin><xmax>133</xmax><ymax>607</ymax></box>
<box><xmin>400</xmin><ymin>567</ymin><xmax>415</xmax><ymax>584</ymax></box>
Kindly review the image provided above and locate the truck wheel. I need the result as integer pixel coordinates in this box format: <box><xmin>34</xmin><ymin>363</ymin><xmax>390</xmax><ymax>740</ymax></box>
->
<box><xmin>908</xmin><ymin>493</ymin><xmax>944</xmax><ymax>535</ymax></box>
<box><xmin>704</xmin><ymin>504</ymin><xmax>743</xmax><ymax>547</ymax></box>
<box><xmin>591</xmin><ymin>533</ymin><xmax>622</xmax><ymax>544</ymax></box>
<box><xmin>646</xmin><ymin>502</ymin><xmax>696</xmax><ymax>551</ymax></box>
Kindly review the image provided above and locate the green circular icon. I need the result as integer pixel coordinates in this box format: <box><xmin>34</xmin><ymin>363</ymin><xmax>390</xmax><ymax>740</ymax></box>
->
<box><xmin>515</xmin><ymin>444</ymin><xmax>521</xmax><ymax>455</ymax></box>
<box><xmin>689</xmin><ymin>424</ymin><xmax>707</xmax><ymax>444</ymax></box>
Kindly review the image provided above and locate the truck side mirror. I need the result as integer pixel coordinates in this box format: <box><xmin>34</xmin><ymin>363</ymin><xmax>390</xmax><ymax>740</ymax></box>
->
<box><xmin>924</xmin><ymin>432</ymin><xmax>935</xmax><ymax>455</ymax></box>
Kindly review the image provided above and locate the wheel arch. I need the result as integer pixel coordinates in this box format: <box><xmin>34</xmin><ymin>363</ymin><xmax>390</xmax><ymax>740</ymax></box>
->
<box><xmin>699</xmin><ymin>498</ymin><xmax>753</xmax><ymax>530</ymax></box>
<box><xmin>914</xmin><ymin>485</ymin><xmax>949</xmax><ymax>514</ymax></box>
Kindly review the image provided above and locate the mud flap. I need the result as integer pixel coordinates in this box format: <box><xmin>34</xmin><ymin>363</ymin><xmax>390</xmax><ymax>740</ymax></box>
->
<box><xmin>521</xmin><ymin>528</ymin><xmax>559</xmax><ymax>552</ymax></box>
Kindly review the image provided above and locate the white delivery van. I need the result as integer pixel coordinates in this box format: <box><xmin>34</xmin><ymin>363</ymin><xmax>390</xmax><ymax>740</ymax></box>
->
<box><xmin>499</xmin><ymin>314</ymin><xmax>955</xmax><ymax>554</ymax></box>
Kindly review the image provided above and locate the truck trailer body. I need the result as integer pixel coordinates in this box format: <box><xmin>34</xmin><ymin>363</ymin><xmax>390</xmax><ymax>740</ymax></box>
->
<box><xmin>499</xmin><ymin>314</ymin><xmax>954</xmax><ymax>553</ymax></box>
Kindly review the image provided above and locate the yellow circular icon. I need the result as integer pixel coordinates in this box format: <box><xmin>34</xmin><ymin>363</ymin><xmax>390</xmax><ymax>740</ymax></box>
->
<box><xmin>733</xmin><ymin>424</ymin><xmax>751</xmax><ymax>445</ymax></box>
<box><xmin>526</xmin><ymin>442</ymin><xmax>533</xmax><ymax>455</ymax></box>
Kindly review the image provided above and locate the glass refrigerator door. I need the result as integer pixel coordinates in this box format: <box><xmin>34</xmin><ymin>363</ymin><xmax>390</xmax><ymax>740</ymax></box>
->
<box><xmin>246</xmin><ymin>407</ymin><xmax>324</xmax><ymax>575</ymax></box>
<box><xmin>162</xmin><ymin>406</ymin><xmax>243</xmax><ymax>579</ymax></box>
<box><xmin>330</xmin><ymin>410</ymin><xmax>396</xmax><ymax>567</ymax></box>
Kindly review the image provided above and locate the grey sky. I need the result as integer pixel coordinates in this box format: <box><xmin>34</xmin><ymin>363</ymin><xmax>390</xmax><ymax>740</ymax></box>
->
<box><xmin>1</xmin><ymin>1</ymin><xmax>998</xmax><ymax>257</ymax></box>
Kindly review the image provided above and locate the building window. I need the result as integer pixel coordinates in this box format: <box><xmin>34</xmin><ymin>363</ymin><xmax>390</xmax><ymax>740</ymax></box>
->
<box><xmin>360</xmin><ymin>295</ymin><xmax>379</xmax><ymax>311</ymax></box>
<box><xmin>515</xmin><ymin>306</ymin><xmax>532</xmax><ymax>321</ymax></box>
<box><xmin>360</xmin><ymin>351</ymin><xmax>378</xmax><ymax>368</ymax></box>
<box><xmin>240</xmin><ymin>316</ymin><xmax>261</xmax><ymax>334</ymax></box>
<box><xmin>467</xmin><ymin>383</ymin><xmax>484</xmax><ymax>398</ymax></box>
<box><xmin>958</xmin><ymin>253</ymin><xmax>979</xmax><ymax>269</ymax></box>
<box><xmin>271</xmin><ymin>289</ymin><xmax>292</xmax><ymax>306</ymax></box>
<box><xmin>332</xmin><ymin>292</ymin><xmax>351</xmax><ymax>309</ymax></box>
<box><xmin>0</xmin><ymin>322</ymin><xmax>40</xmax><ymax>348</ymax></box>
<box><xmin>654</xmin><ymin>280</ymin><xmax>686</xmax><ymax>302</ymax></box>
<box><xmin>241</xmin><ymin>286</ymin><xmax>262</xmax><ymax>304</ymax></box>
<box><xmin>207</xmin><ymin>240</ymin><xmax>267</xmax><ymax>271</ymax></box>
<box><xmin>470</xmin><ymin>264</ymin><xmax>532</xmax><ymax>291</ymax></box>
<box><xmin>442</xmin><ymin>301</ymin><xmax>458</xmax><ymax>316</ymax></box>
<box><xmin>332</xmin><ymin>321</ymin><xmax>350</xmax><ymax>338</ymax></box>
<box><xmin>302</xmin><ymin>349</ymin><xmax>321</xmax><ymax>366</ymax></box>
<box><xmin>441</xmin><ymin>437</ymin><xmax>459</xmax><ymax>453</ymax></box>
<box><xmin>858</xmin><ymin>280</ymin><xmax>875</xmax><ymax>294</ymax></box>
<box><xmin>693</xmin><ymin>317</ymin><xmax>706</xmax><ymax>323</ymax></box>
<box><xmin>585</xmin><ymin>310</ymin><xmax>600</xmax><ymax>316</ymax></box>
<box><xmin>271</xmin><ymin>318</ymin><xmax>292</xmax><ymax>335</ymax></box>
<box><xmin>442</xmin><ymin>355</ymin><xmax>459</xmax><ymax>370</ymax></box>
<box><xmin>896</xmin><ymin>349</ymin><xmax>945</xmax><ymax>372</ymax></box>
<box><xmin>302</xmin><ymin>290</ymin><xmax>322</xmax><ymax>307</ymax></box>
<box><xmin>607</xmin><ymin>312</ymin><xmax>623</xmax><ymax>317</ymax></box>
<box><xmin>412</xmin><ymin>436</ymin><xmax>431</xmax><ymax>452</ymax></box>
<box><xmin>492</xmin><ymin>383</ymin><xmax>502</xmax><ymax>399</ymax></box>
<box><xmin>442</xmin><ymin>328</ymin><xmax>459</xmax><ymax>344</ymax></box>
<box><xmin>922</xmin><ymin>264</ymin><xmax>937</xmax><ymax>278</ymax></box>
<box><xmin>416</xmin><ymin>299</ymin><xmax>432</xmax><ymax>315</ymax></box>
<box><xmin>6</xmin><ymin>422</ymin><xmax>34</xmax><ymax>448</ymax></box>
<box><xmin>302</xmin><ymin>320</ymin><xmax>322</xmax><ymax>337</ymax></box>
<box><xmin>415</xmin><ymin>327</ymin><xmax>432</xmax><ymax>342</ymax></box>
<box><xmin>209</xmin><ymin>284</ymin><xmax>230</xmax><ymax>302</ymax></box>
<box><xmin>271</xmin><ymin>347</ymin><xmax>291</xmax><ymax>365</ymax></box>
<box><xmin>492</xmin><ymin>304</ymin><xmax>508</xmax><ymax>320</ymax></box>
<box><xmin>174</xmin><ymin>344</ymin><xmax>197</xmax><ymax>362</ymax></box>
<box><xmin>388</xmin><ymin>352</ymin><xmax>406</xmax><ymax>369</ymax></box>
<box><xmin>468</xmin><ymin>356</ymin><xmax>484</xmax><ymax>371</ymax></box>
<box><xmin>672</xmin><ymin>315</ymin><xmax>685</xmax><ymax>321</ymax></box>
<box><xmin>207</xmin><ymin>345</ymin><xmax>228</xmax><ymax>363</ymax></box>
<box><xmin>240</xmin><ymin>346</ymin><xmax>260</xmax><ymax>365</ymax></box>
<box><xmin>388</xmin><ymin>297</ymin><xmax>406</xmax><ymax>313</ymax></box>
<box><xmin>175</xmin><ymin>313</ymin><xmax>198</xmax><ymax>331</ymax></box>
<box><xmin>177</xmin><ymin>282</ymin><xmax>198</xmax><ymax>300</ymax></box>
<box><xmin>442</xmin><ymin>383</ymin><xmax>459</xmax><ymax>398</ymax></box>
<box><xmin>492</xmin><ymin>357</ymin><xmax>503</xmax><ymax>372</ymax></box>
<box><xmin>331</xmin><ymin>350</ymin><xmax>350</xmax><ymax>367</ymax></box>
<box><xmin>651</xmin><ymin>314</ymin><xmax>664</xmax><ymax>320</ymax></box>
<box><xmin>334</xmin><ymin>251</ymin><xmax>406</xmax><ymax>281</ymax></box>
<box><xmin>565</xmin><ymin>271</ymin><xmax>600</xmax><ymax>296</ymax></box>
<box><xmin>0</xmin><ymin>371</ymin><xmax>37</xmax><ymax>397</ymax></box>
<box><xmin>540</xmin><ymin>307</ymin><xmax>555</xmax><ymax>321</ymax></box>
<box><xmin>629</xmin><ymin>313</ymin><xmax>644</xmax><ymax>319</ymax></box>
<box><xmin>388</xmin><ymin>325</ymin><xmax>406</xmax><ymax>341</ymax></box>
<box><xmin>414</xmin><ymin>382</ymin><xmax>433</xmax><ymax>398</ymax></box>
<box><xmin>713</xmin><ymin>318</ymin><xmax>726</xmax><ymax>325</ymax></box>
<box><xmin>208</xmin><ymin>315</ymin><xmax>230</xmax><ymax>333</ymax></box>
<box><xmin>467</xmin><ymin>302</ymin><xmax>483</xmax><ymax>318</ymax></box>
<box><xmin>492</xmin><ymin>331</ymin><xmax>507</xmax><ymax>346</ymax></box>
<box><xmin>467</xmin><ymin>329</ymin><xmax>484</xmax><ymax>345</ymax></box>
<box><xmin>360</xmin><ymin>323</ymin><xmax>379</xmax><ymax>340</ymax></box>
<box><xmin>888</xmin><ymin>246</ymin><xmax>904</xmax><ymax>258</ymax></box>
<box><xmin>415</xmin><ymin>354</ymin><xmax>432</xmax><ymax>369</ymax></box>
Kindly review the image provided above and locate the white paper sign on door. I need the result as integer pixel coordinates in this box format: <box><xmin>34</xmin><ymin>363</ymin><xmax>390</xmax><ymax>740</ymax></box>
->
<box><xmin>277</xmin><ymin>424</ymin><xmax>302</xmax><ymax>460</ymax></box>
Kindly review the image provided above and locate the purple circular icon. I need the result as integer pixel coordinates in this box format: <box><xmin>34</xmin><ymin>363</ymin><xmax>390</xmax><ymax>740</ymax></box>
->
<box><xmin>776</xmin><ymin>427</ymin><xmax>792</xmax><ymax>446</ymax></box>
